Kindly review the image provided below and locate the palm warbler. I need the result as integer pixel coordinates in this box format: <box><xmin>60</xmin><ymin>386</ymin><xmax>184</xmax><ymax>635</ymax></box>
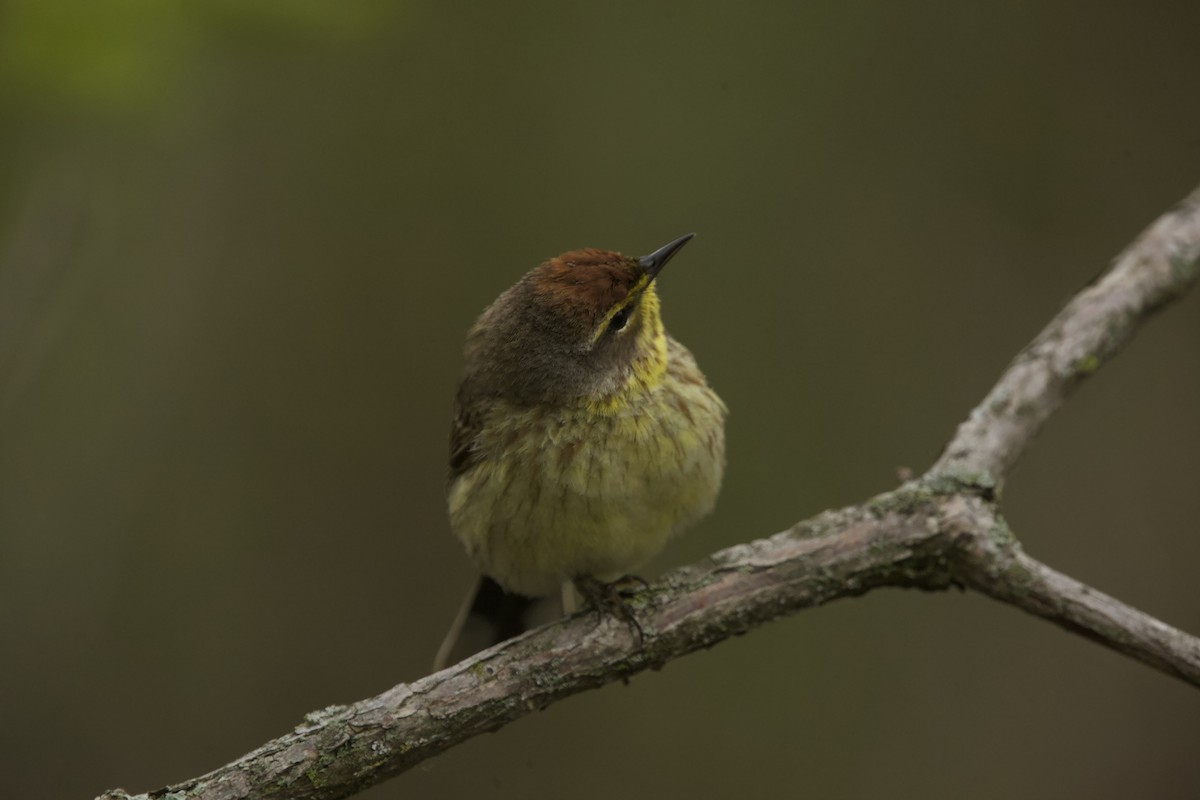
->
<box><xmin>434</xmin><ymin>233</ymin><xmax>727</xmax><ymax>669</ymax></box>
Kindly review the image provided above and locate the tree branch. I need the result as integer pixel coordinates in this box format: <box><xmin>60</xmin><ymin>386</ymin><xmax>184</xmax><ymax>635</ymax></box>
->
<box><xmin>98</xmin><ymin>184</ymin><xmax>1200</xmax><ymax>800</ymax></box>
<box><xmin>961</xmin><ymin>538</ymin><xmax>1200</xmax><ymax>686</ymax></box>
<box><xmin>932</xmin><ymin>186</ymin><xmax>1200</xmax><ymax>482</ymax></box>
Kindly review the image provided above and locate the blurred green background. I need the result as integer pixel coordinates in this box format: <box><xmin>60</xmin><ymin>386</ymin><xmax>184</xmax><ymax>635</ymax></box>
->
<box><xmin>2</xmin><ymin>2</ymin><xmax>1199</xmax><ymax>798</ymax></box>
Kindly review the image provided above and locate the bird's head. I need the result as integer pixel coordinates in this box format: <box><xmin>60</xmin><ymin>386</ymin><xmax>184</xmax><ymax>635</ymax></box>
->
<box><xmin>463</xmin><ymin>233</ymin><xmax>695</xmax><ymax>408</ymax></box>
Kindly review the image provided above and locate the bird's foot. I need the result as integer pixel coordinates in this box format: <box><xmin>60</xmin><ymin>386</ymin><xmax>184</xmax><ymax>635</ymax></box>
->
<box><xmin>573</xmin><ymin>575</ymin><xmax>647</xmax><ymax>645</ymax></box>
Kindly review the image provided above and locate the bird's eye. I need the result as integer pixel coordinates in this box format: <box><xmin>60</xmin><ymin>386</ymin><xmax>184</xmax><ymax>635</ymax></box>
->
<box><xmin>608</xmin><ymin>305</ymin><xmax>633</xmax><ymax>332</ymax></box>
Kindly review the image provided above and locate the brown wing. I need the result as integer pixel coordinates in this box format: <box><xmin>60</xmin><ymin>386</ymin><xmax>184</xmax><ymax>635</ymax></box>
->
<box><xmin>448</xmin><ymin>383</ymin><xmax>486</xmax><ymax>484</ymax></box>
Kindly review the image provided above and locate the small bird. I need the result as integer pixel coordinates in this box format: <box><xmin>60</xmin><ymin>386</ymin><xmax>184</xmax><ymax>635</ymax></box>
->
<box><xmin>434</xmin><ymin>234</ymin><xmax>727</xmax><ymax>669</ymax></box>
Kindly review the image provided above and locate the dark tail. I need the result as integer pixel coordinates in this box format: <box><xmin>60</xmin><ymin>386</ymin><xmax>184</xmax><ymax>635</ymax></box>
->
<box><xmin>432</xmin><ymin>575</ymin><xmax>564</xmax><ymax>671</ymax></box>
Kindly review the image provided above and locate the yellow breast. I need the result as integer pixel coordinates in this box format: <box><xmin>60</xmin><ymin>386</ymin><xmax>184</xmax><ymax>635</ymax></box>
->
<box><xmin>447</xmin><ymin>336</ymin><xmax>726</xmax><ymax>596</ymax></box>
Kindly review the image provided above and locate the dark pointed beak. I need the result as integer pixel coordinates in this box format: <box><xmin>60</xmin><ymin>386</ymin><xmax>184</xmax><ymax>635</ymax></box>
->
<box><xmin>637</xmin><ymin>232</ymin><xmax>695</xmax><ymax>280</ymax></box>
